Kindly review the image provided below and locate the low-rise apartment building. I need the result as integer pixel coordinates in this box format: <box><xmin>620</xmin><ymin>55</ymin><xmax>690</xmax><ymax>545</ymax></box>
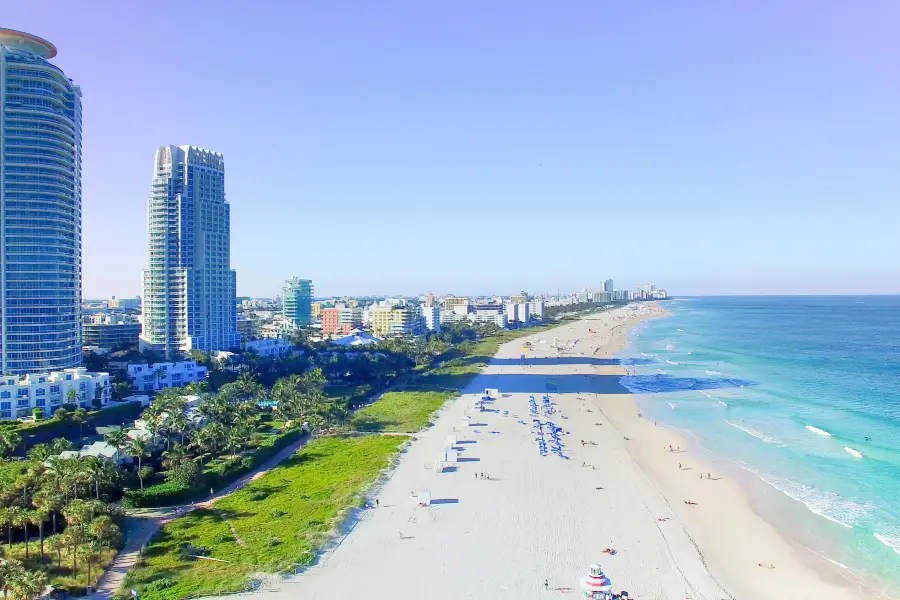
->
<box><xmin>127</xmin><ymin>361</ymin><xmax>208</xmax><ymax>393</ymax></box>
<box><xmin>0</xmin><ymin>368</ymin><xmax>111</xmax><ymax>420</ymax></box>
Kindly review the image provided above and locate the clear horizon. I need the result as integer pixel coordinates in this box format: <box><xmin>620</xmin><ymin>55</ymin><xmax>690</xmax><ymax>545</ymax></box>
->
<box><xmin>5</xmin><ymin>1</ymin><xmax>899</xmax><ymax>298</ymax></box>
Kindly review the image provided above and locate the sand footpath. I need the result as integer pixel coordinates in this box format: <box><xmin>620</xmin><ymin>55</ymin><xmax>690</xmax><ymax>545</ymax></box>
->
<box><xmin>209</xmin><ymin>304</ymin><xmax>862</xmax><ymax>600</ymax></box>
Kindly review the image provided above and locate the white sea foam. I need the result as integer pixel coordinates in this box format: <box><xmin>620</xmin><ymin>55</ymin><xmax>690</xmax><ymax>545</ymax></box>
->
<box><xmin>665</xmin><ymin>344</ymin><xmax>675</xmax><ymax>351</ymax></box>
<box><xmin>657</xmin><ymin>369</ymin><xmax>667</xmax><ymax>374</ymax></box>
<box><xmin>875</xmin><ymin>532</ymin><xmax>900</xmax><ymax>555</ymax></box>
<box><xmin>739</xmin><ymin>464</ymin><xmax>870</xmax><ymax>529</ymax></box>
<box><xmin>718</xmin><ymin>400</ymin><xmax>728</xmax><ymax>407</ymax></box>
<box><xmin>700</xmin><ymin>391</ymin><xmax>712</xmax><ymax>398</ymax></box>
<box><xmin>666</xmin><ymin>360</ymin><xmax>679</xmax><ymax>365</ymax></box>
<box><xmin>676</xmin><ymin>328</ymin><xmax>684</xmax><ymax>332</ymax></box>
<box><xmin>806</xmin><ymin>425</ymin><xmax>832</xmax><ymax>437</ymax></box>
<box><xmin>640</xmin><ymin>352</ymin><xmax>657</xmax><ymax>358</ymax></box>
<box><xmin>667</xmin><ymin>401</ymin><xmax>676</xmax><ymax>409</ymax></box>
<box><xmin>727</xmin><ymin>420</ymin><xmax>785</xmax><ymax>446</ymax></box>
<box><xmin>844</xmin><ymin>446</ymin><xmax>863</xmax><ymax>458</ymax></box>
<box><xmin>705</xmin><ymin>369</ymin><xmax>722</xmax><ymax>375</ymax></box>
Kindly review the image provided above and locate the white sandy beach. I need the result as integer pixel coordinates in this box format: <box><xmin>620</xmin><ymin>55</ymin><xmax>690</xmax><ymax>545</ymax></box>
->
<box><xmin>216</xmin><ymin>304</ymin><xmax>863</xmax><ymax>600</ymax></box>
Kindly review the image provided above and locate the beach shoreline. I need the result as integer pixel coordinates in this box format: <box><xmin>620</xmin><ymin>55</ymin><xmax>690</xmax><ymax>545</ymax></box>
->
<box><xmin>595</xmin><ymin>304</ymin><xmax>869</xmax><ymax>600</ymax></box>
<box><xmin>206</xmin><ymin>303</ymin><xmax>865</xmax><ymax>600</ymax></box>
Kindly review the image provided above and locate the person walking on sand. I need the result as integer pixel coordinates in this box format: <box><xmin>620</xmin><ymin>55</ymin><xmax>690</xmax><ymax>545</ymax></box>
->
<box><xmin>544</xmin><ymin>578</ymin><xmax>549</xmax><ymax>590</ymax></box>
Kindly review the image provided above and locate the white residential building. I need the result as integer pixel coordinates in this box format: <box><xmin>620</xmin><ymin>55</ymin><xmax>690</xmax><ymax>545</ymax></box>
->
<box><xmin>140</xmin><ymin>145</ymin><xmax>239</xmax><ymax>359</ymax></box>
<box><xmin>127</xmin><ymin>361</ymin><xmax>208</xmax><ymax>393</ymax></box>
<box><xmin>420</xmin><ymin>304</ymin><xmax>441</xmax><ymax>332</ymax></box>
<box><xmin>244</xmin><ymin>338</ymin><xmax>293</xmax><ymax>358</ymax></box>
<box><xmin>528</xmin><ymin>300</ymin><xmax>545</xmax><ymax>318</ymax></box>
<box><xmin>0</xmin><ymin>368</ymin><xmax>111</xmax><ymax>420</ymax></box>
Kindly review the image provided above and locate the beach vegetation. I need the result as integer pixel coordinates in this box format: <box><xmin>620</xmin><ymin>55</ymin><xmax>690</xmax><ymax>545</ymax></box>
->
<box><xmin>121</xmin><ymin>435</ymin><xmax>405</xmax><ymax>600</ymax></box>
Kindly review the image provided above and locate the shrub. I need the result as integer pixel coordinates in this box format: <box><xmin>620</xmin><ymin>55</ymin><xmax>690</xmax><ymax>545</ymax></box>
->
<box><xmin>143</xmin><ymin>577</ymin><xmax>174</xmax><ymax>592</ymax></box>
<box><xmin>166</xmin><ymin>460</ymin><xmax>201</xmax><ymax>488</ymax></box>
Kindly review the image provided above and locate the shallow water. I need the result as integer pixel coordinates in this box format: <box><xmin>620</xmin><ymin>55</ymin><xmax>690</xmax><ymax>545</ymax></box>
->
<box><xmin>621</xmin><ymin>297</ymin><xmax>900</xmax><ymax>592</ymax></box>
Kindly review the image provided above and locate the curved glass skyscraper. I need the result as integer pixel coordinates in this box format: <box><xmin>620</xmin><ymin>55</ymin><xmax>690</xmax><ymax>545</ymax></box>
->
<box><xmin>0</xmin><ymin>29</ymin><xmax>82</xmax><ymax>374</ymax></box>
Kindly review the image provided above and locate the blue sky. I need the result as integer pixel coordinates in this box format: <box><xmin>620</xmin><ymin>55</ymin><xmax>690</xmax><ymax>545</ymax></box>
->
<box><xmin>6</xmin><ymin>1</ymin><xmax>900</xmax><ymax>297</ymax></box>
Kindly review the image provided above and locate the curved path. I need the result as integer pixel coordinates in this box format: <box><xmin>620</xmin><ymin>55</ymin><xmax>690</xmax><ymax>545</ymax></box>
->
<box><xmin>89</xmin><ymin>434</ymin><xmax>311</xmax><ymax>599</ymax></box>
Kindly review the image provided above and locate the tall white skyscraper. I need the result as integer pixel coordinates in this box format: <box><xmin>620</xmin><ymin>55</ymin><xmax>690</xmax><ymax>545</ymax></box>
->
<box><xmin>0</xmin><ymin>29</ymin><xmax>82</xmax><ymax>374</ymax></box>
<box><xmin>140</xmin><ymin>145</ymin><xmax>238</xmax><ymax>358</ymax></box>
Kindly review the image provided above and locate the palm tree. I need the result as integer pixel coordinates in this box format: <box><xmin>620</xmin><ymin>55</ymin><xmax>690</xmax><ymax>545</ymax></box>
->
<box><xmin>62</xmin><ymin>500</ymin><xmax>90</xmax><ymax>574</ymax></box>
<box><xmin>103</xmin><ymin>428</ymin><xmax>130</xmax><ymax>452</ymax></box>
<box><xmin>72</xmin><ymin>407</ymin><xmax>89</xmax><ymax>438</ymax></box>
<box><xmin>79</xmin><ymin>541</ymin><xmax>102</xmax><ymax>589</ymax></box>
<box><xmin>12</xmin><ymin>509</ymin><xmax>32</xmax><ymax>558</ymax></box>
<box><xmin>30</xmin><ymin>507</ymin><xmax>48</xmax><ymax>561</ymax></box>
<box><xmin>190</xmin><ymin>423</ymin><xmax>222</xmax><ymax>466</ymax></box>
<box><xmin>65</xmin><ymin>387</ymin><xmax>77</xmax><ymax>406</ymax></box>
<box><xmin>46</xmin><ymin>534</ymin><xmax>65</xmax><ymax>567</ymax></box>
<box><xmin>88</xmin><ymin>515</ymin><xmax>121</xmax><ymax>559</ymax></box>
<box><xmin>82</xmin><ymin>456</ymin><xmax>106</xmax><ymax>499</ymax></box>
<box><xmin>161</xmin><ymin>443</ymin><xmax>191</xmax><ymax>471</ymax></box>
<box><xmin>3</xmin><ymin>506</ymin><xmax>22</xmax><ymax>547</ymax></box>
<box><xmin>0</xmin><ymin>429</ymin><xmax>22</xmax><ymax>458</ymax></box>
<box><xmin>128</xmin><ymin>437</ymin><xmax>150</xmax><ymax>490</ymax></box>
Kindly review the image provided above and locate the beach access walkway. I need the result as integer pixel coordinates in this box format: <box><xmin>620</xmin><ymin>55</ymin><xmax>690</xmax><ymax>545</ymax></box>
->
<box><xmin>88</xmin><ymin>434</ymin><xmax>311</xmax><ymax>599</ymax></box>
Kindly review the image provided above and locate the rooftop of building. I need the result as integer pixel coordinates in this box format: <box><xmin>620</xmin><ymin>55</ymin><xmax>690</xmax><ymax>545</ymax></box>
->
<box><xmin>0</xmin><ymin>28</ymin><xmax>57</xmax><ymax>59</ymax></box>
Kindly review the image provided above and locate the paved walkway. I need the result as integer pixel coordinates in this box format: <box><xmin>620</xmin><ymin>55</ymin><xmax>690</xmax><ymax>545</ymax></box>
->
<box><xmin>89</xmin><ymin>435</ymin><xmax>311</xmax><ymax>599</ymax></box>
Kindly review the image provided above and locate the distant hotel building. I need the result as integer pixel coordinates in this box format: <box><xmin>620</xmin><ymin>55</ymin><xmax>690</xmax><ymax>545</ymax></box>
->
<box><xmin>369</xmin><ymin>305</ymin><xmax>419</xmax><ymax>337</ymax></box>
<box><xmin>420</xmin><ymin>304</ymin><xmax>441</xmax><ymax>332</ymax></box>
<box><xmin>282</xmin><ymin>278</ymin><xmax>313</xmax><ymax>328</ymax></box>
<box><xmin>82</xmin><ymin>315</ymin><xmax>141</xmax><ymax>349</ymax></box>
<box><xmin>322</xmin><ymin>305</ymin><xmax>363</xmax><ymax>335</ymax></box>
<box><xmin>140</xmin><ymin>145</ymin><xmax>239</xmax><ymax>358</ymax></box>
<box><xmin>0</xmin><ymin>30</ymin><xmax>83</xmax><ymax>374</ymax></box>
<box><xmin>108</xmin><ymin>297</ymin><xmax>140</xmax><ymax>310</ymax></box>
<box><xmin>0</xmin><ymin>368</ymin><xmax>110</xmax><ymax>420</ymax></box>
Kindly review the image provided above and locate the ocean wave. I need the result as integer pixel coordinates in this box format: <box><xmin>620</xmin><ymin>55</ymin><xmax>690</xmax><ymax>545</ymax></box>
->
<box><xmin>718</xmin><ymin>400</ymin><xmax>728</xmax><ymax>407</ymax></box>
<box><xmin>666</xmin><ymin>360</ymin><xmax>679</xmax><ymax>365</ymax></box>
<box><xmin>665</xmin><ymin>344</ymin><xmax>675</xmax><ymax>351</ymax></box>
<box><xmin>874</xmin><ymin>531</ymin><xmax>900</xmax><ymax>556</ymax></box>
<box><xmin>640</xmin><ymin>352</ymin><xmax>657</xmax><ymax>358</ymax></box>
<box><xmin>705</xmin><ymin>369</ymin><xmax>722</xmax><ymax>375</ymax></box>
<box><xmin>676</xmin><ymin>328</ymin><xmax>685</xmax><ymax>332</ymax></box>
<box><xmin>727</xmin><ymin>420</ymin><xmax>785</xmax><ymax>446</ymax></box>
<box><xmin>667</xmin><ymin>401</ymin><xmax>676</xmax><ymax>409</ymax></box>
<box><xmin>740</xmin><ymin>464</ymin><xmax>870</xmax><ymax>529</ymax></box>
<box><xmin>657</xmin><ymin>369</ymin><xmax>667</xmax><ymax>374</ymax></box>
<box><xmin>844</xmin><ymin>446</ymin><xmax>863</xmax><ymax>459</ymax></box>
<box><xmin>806</xmin><ymin>425</ymin><xmax>833</xmax><ymax>437</ymax></box>
<box><xmin>701</xmin><ymin>391</ymin><xmax>712</xmax><ymax>398</ymax></box>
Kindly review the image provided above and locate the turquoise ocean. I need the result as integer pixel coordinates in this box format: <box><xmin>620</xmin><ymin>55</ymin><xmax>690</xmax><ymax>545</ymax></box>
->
<box><xmin>619</xmin><ymin>296</ymin><xmax>900</xmax><ymax>596</ymax></box>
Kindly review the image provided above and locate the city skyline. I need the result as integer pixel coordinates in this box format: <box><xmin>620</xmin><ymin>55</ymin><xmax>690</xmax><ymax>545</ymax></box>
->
<box><xmin>4</xmin><ymin>3</ymin><xmax>900</xmax><ymax>299</ymax></box>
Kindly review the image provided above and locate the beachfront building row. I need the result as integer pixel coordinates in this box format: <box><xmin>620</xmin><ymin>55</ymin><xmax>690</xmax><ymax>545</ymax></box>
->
<box><xmin>0</xmin><ymin>368</ymin><xmax>111</xmax><ymax>420</ymax></box>
<box><xmin>440</xmin><ymin>303</ymin><xmax>507</xmax><ymax>328</ymax></box>
<box><xmin>140</xmin><ymin>145</ymin><xmax>239</xmax><ymax>359</ymax></box>
<box><xmin>283</xmin><ymin>278</ymin><xmax>313</xmax><ymax>328</ymax></box>
<box><xmin>0</xmin><ymin>29</ymin><xmax>84</xmax><ymax>375</ymax></box>
<box><xmin>127</xmin><ymin>360</ymin><xmax>208</xmax><ymax>393</ymax></box>
<box><xmin>322</xmin><ymin>305</ymin><xmax>363</xmax><ymax>335</ymax></box>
